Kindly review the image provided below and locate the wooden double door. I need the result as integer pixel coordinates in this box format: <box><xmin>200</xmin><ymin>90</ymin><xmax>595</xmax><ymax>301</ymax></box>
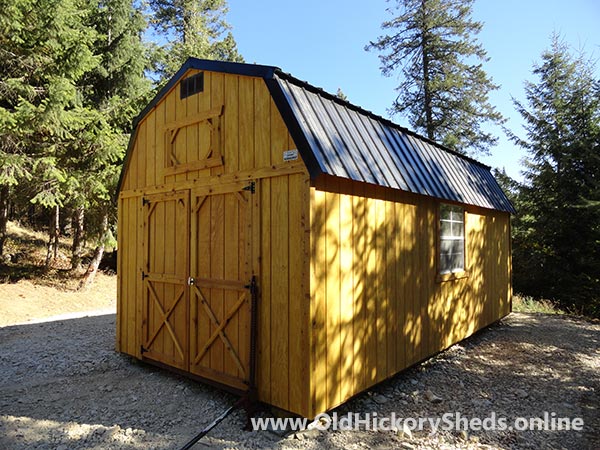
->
<box><xmin>140</xmin><ymin>182</ymin><xmax>255</xmax><ymax>391</ymax></box>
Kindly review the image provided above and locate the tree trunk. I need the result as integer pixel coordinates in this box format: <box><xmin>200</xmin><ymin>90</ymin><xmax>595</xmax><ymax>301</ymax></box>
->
<box><xmin>422</xmin><ymin>43</ymin><xmax>434</xmax><ymax>139</ymax></box>
<box><xmin>0</xmin><ymin>185</ymin><xmax>8</xmax><ymax>257</ymax></box>
<box><xmin>71</xmin><ymin>206</ymin><xmax>85</xmax><ymax>270</ymax></box>
<box><xmin>45</xmin><ymin>205</ymin><xmax>60</xmax><ymax>268</ymax></box>
<box><xmin>182</xmin><ymin>5</ymin><xmax>191</xmax><ymax>44</ymax></box>
<box><xmin>78</xmin><ymin>213</ymin><xmax>108</xmax><ymax>290</ymax></box>
<box><xmin>421</xmin><ymin>0</ymin><xmax>434</xmax><ymax>140</ymax></box>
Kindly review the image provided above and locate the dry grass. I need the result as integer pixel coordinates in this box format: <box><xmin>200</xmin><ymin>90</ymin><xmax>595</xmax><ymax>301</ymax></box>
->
<box><xmin>512</xmin><ymin>294</ymin><xmax>565</xmax><ymax>315</ymax></box>
<box><xmin>1</xmin><ymin>221</ymin><xmax>111</xmax><ymax>289</ymax></box>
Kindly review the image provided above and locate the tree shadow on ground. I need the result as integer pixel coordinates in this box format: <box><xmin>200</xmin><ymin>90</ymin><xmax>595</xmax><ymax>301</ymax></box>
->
<box><xmin>0</xmin><ymin>314</ymin><xmax>235</xmax><ymax>449</ymax></box>
<box><xmin>1</xmin><ymin>311</ymin><xmax>597</xmax><ymax>449</ymax></box>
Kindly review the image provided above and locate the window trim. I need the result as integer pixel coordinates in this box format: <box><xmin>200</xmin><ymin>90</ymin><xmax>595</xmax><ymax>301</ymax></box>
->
<box><xmin>436</xmin><ymin>203</ymin><xmax>469</xmax><ymax>282</ymax></box>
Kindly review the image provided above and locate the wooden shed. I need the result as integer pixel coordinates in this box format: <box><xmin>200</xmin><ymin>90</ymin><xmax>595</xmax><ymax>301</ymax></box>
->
<box><xmin>116</xmin><ymin>58</ymin><xmax>514</xmax><ymax>418</ymax></box>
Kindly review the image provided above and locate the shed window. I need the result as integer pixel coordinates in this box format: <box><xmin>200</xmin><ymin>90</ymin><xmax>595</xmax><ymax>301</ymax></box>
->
<box><xmin>180</xmin><ymin>72</ymin><xmax>204</xmax><ymax>99</ymax></box>
<box><xmin>439</xmin><ymin>204</ymin><xmax>465</xmax><ymax>274</ymax></box>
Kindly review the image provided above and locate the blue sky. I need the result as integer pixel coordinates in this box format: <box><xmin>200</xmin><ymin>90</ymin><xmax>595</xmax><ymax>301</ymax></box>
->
<box><xmin>226</xmin><ymin>0</ymin><xmax>599</xmax><ymax>181</ymax></box>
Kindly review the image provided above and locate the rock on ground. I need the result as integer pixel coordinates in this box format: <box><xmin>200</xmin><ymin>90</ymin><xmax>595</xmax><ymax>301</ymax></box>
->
<box><xmin>0</xmin><ymin>312</ymin><xmax>598</xmax><ymax>449</ymax></box>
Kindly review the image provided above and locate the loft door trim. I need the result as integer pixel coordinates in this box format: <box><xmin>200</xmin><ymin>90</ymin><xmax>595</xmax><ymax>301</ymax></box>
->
<box><xmin>161</xmin><ymin>105</ymin><xmax>224</xmax><ymax>133</ymax></box>
<box><xmin>163</xmin><ymin>105</ymin><xmax>224</xmax><ymax>176</ymax></box>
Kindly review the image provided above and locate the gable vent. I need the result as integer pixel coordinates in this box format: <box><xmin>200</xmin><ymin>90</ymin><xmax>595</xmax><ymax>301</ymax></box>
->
<box><xmin>180</xmin><ymin>72</ymin><xmax>204</xmax><ymax>99</ymax></box>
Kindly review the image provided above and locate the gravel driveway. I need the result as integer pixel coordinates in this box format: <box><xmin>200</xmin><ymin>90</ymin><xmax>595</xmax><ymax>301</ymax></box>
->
<box><xmin>1</xmin><ymin>312</ymin><xmax>598</xmax><ymax>449</ymax></box>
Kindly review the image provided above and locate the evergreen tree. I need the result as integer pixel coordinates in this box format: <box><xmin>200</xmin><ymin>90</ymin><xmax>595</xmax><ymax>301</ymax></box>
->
<box><xmin>85</xmin><ymin>0</ymin><xmax>150</xmax><ymax>129</ymax></box>
<box><xmin>69</xmin><ymin>0</ymin><xmax>151</xmax><ymax>271</ymax></box>
<box><xmin>0</xmin><ymin>0</ymin><xmax>148</xmax><ymax>277</ymax></box>
<box><xmin>148</xmin><ymin>0</ymin><xmax>243</xmax><ymax>79</ymax></box>
<box><xmin>0</xmin><ymin>0</ymin><xmax>98</xmax><ymax>257</ymax></box>
<box><xmin>492</xmin><ymin>168</ymin><xmax>520</xmax><ymax>207</ymax></box>
<box><xmin>510</xmin><ymin>36</ymin><xmax>600</xmax><ymax>316</ymax></box>
<box><xmin>366</xmin><ymin>0</ymin><xmax>504</xmax><ymax>155</ymax></box>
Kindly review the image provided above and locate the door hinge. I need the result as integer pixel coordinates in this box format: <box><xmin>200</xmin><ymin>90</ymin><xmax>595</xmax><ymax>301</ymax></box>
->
<box><xmin>242</xmin><ymin>181</ymin><xmax>256</xmax><ymax>194</ymax></box>
<box><xmin>245</xmin><ymin>275</ymin><xmax>257</xmax><ymax>295</ymax></box>
<box><xmin>142</xmin><ymin>197</ymin><xmax>150</xmax><ymax>206</ymax></box>
<box><xmin>140</xmin><ymin>345</ymin><xmax>147</xmax><ymax>354</ymax></box>
<box><xmin>141</xmin><ymin>271</ymin><xmax>148</xmax><ymax>281</ymax></box>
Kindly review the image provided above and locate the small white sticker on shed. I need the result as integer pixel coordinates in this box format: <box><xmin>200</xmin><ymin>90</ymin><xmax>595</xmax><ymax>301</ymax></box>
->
<box><xmin>283</xmin><ymin>149</ymin><xmax>299</xmax><ymax>161</ymax></box>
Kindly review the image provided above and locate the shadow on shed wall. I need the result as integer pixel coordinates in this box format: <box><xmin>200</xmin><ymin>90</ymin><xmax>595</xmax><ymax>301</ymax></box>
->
<box><xmin>310</xmin><ymin>175</ymin><xmax>511</xmax><ymax>415</ymax></box>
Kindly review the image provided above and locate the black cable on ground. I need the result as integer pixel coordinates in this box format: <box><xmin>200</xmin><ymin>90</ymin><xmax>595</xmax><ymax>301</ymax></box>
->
<box><xmin>179</xmin><ymin>398</ymin><xmax>244</xmax><ymax>450</ymax></box>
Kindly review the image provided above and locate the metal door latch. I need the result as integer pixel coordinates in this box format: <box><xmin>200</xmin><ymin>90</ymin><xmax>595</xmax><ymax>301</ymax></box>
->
<box><xmin>187</xmin><ymin>277</ymin><xmax>195</xmax><ymax>286</ymax></box>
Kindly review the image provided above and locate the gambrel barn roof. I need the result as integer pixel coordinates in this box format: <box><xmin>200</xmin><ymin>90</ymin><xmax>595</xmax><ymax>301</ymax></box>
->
<box><xmin>123</xmin><ymin>58</ymin><xmax>514</xmax><ymax>213</ymax></box>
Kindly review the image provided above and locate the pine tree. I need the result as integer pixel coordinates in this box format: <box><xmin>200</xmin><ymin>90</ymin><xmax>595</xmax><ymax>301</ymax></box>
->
<box><xmin>71</xmin><ymin>0</ymin><xmax>151</xmax><ymax>274</ymax></box>
<box><xmin>149</xmin><ymin>0</ymin><xmax>243</xmax><ymax>79</ymax></box>
<box><xmin>0</xmin><ymin>0</ymin><xmax>98</xmax><ymax>258</ymax></box>
<box><xmin>510</xmin><ymin>36</ymin><xmax>600</xmax><ymax>316</ymax></box>
<box><xmin>366</xmin><ymin>0</ymin><xmax>504</xmax><ymax>155</ymax></box>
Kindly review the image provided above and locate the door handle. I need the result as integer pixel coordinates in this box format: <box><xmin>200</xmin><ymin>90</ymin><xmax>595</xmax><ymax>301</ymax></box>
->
<box><xmin>187</xmin><ymin>277</ymin><xmax>195</xmax><ymax>286</ymax></box>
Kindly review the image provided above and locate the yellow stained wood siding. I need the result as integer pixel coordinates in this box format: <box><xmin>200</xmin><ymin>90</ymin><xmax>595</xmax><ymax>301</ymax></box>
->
<box><xmin>119</xmin><ymin>70</ymin><xmax>305</xmax><ymax>192</ymax></box>
<box><xmin>118</xmin><ymin>68</ymin><xmax>512</xmax><ymax>420</ymax></box>
<box><xmin>117</xmin><ymin>70</ymin><xmax>311</xmax><ymax>416</ymax></box>
<box><xmin>309</xmin><ymin>177</ymin><xmax>511</xmax><ymax>416</ymax></box>
<box><xmin>116</xmin><ymin>195</ymin><xmax>142</xmax><ymax>358</ymax></box>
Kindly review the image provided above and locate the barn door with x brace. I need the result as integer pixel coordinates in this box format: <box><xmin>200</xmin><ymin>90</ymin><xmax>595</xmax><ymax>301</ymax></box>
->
<box><xmin>141</xmin><ymin>190</ymin><xmax>190</xmax><ymax>370</ymax></box>
<box><xmin>189</xmin><ymin>181</ymin><xmax>257</xmax><ymax>392</ymax></box>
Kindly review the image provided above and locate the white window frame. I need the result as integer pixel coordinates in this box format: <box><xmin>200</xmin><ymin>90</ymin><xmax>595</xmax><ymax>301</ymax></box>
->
<box><xmin>439</xmin><ymin>203</ymin><xmax>465</xmax><ymax>275</ymax></box>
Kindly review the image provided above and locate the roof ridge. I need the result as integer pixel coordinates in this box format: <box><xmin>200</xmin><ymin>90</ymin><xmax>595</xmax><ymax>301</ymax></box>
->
<box><xmin>272</xmin><ymin>68</ymin><xmax>491</xmax><ymax>170</ymax></box>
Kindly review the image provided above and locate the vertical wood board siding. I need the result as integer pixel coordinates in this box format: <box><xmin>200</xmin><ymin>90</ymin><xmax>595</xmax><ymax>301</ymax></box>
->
<box><xmin>118</xmin><ymin>70</ymin><xmax>312</xmax><ymax>416</ymax></box>
<box><xmin>118</xmin><ymin>68</ymin><xmax>511</xmax><ymax>420</ymax></box>
<box><xmin>309</xmin><ymin>179</ymin><xmax>511</xmax><ymax>416</ymax></box>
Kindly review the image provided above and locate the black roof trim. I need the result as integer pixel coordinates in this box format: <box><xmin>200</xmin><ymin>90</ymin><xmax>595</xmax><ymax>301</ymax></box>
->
<box><xmin>130</xmin><ymin>57</ymin><xmax>490</xmax><ymax>173</ymax></box>
<box><xmin>134</xmin><ymin>57</ymin><xmax>488</xmax><ymax>173</ymax></box>
<box><xmin>263</xmin><ymin>78</ymin><xmax>323</xmax><ymax>179</ymax></box>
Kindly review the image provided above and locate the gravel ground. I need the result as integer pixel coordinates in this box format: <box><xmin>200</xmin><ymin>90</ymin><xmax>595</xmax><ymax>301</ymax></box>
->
<box><xmin>1</xmin><ymin>311</ymin><xmax>598</xmax><ymax>449</ymax></box>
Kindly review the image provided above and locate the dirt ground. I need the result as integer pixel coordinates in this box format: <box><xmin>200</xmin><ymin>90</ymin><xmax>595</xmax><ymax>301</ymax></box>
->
<box><xmin>0</xmin><ymin>278</ymin><xmax>598</xmax><ymax>449</ymax></box>
<box><xmin>0</xmin><ymin>274</ymin><xmax>116</xmax><ymax>327</ymax></box>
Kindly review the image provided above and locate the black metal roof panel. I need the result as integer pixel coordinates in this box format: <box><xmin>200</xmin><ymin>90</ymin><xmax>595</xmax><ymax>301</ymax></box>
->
<box><xmin>272</xmin><ymin>71</ymin><xmax>515</xmax><ymax>213</ymax></box>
